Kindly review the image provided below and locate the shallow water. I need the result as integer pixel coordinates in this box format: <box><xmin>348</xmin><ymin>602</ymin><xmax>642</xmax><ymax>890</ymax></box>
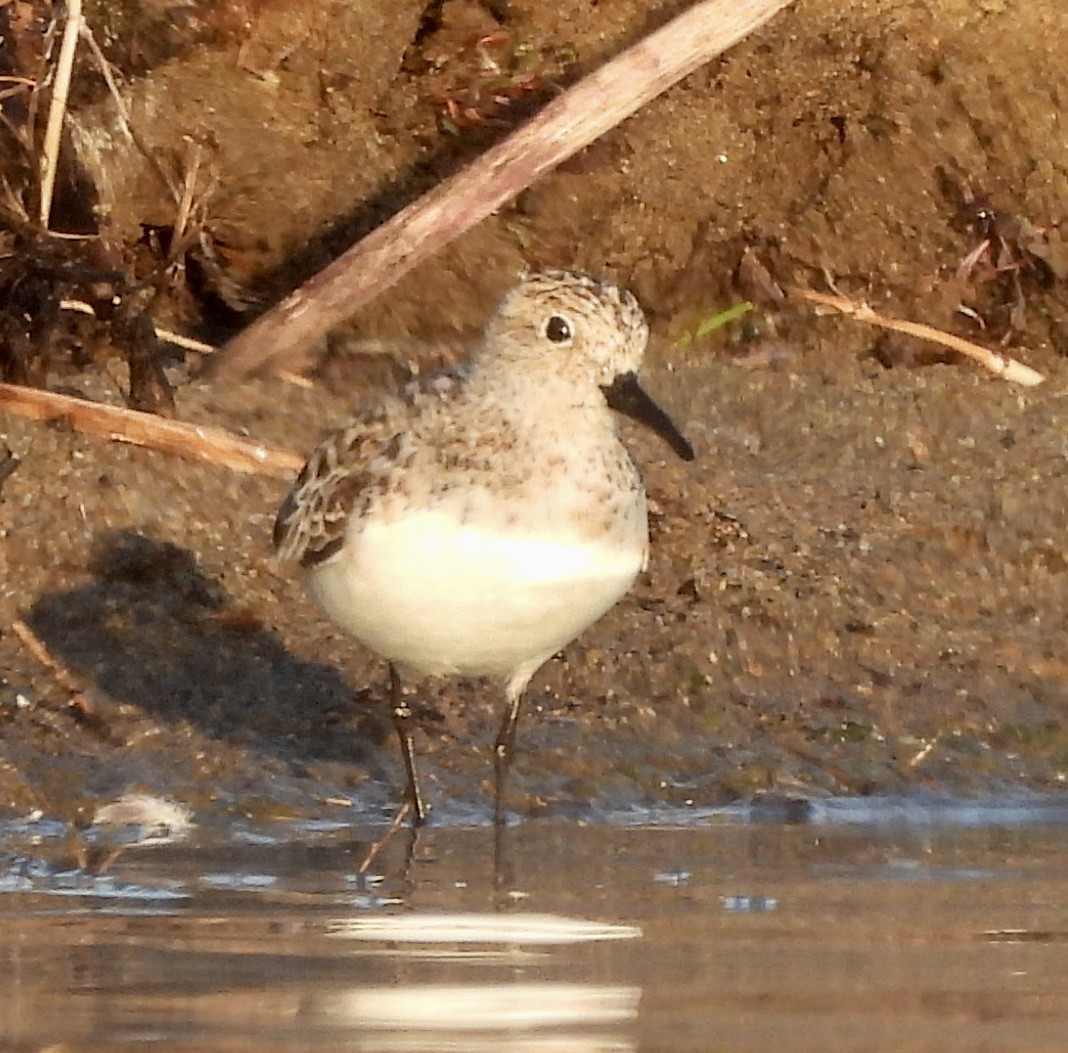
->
<box><xmin>3</xmin><ymin>799</ymin><xmax>1068</xmax><ymax>1052</ymax></box>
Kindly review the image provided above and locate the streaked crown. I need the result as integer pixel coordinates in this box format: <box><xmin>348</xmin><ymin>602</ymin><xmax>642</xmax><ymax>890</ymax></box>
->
<box><xmin>478</xmin><ymin>270</ymin><xmax>649</xmax><ymax>386</ymax></box>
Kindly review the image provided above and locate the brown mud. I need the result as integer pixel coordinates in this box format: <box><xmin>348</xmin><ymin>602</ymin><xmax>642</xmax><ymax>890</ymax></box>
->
<box><xmin>1</xmin><ymin>0</ymin><xmax>1068</xmax><ymax>827</ymax></box>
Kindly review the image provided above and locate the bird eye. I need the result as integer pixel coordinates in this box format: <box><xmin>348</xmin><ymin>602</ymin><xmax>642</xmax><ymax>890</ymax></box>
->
<box><xmin>544</xmin><ymin>314</ymin><xmax>572</xmax><ymax>343</ymax></box>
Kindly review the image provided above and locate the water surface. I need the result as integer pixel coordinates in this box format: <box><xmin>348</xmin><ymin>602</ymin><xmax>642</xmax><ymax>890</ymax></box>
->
<box><xmin>3</xmin><ymin>800</ymin><xmax>1068</xmax><ymax>1052</ymax></box>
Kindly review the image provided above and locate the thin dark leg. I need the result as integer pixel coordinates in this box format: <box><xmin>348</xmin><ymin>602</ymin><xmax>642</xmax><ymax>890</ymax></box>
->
<box><xmin>493</xmin><ymin>808</ymin><xmax>515</xmax><ymax>901</ymax></box>
<box><xmin>493</xmin><ymin>689</ymin><xmax>524</xmax><ymax>827</ymax></box>
<box><xmin>389</xmin><ymin>664</ymin><xmax>427</xmax><ymax>825</ymax></box>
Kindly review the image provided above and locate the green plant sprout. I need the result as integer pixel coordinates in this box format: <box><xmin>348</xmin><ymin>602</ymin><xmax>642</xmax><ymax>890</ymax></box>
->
<box><xmin>675</xmin><ymin>301</ymin><xmax>753</xmax><ymax>347</ymax></box>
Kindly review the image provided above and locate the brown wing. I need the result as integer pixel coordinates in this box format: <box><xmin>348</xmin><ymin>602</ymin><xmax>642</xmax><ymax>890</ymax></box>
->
<box><xmin>273</xmin><ymin>366</ymin><xmax>465</xmax><ymax>568</ymax></box>
<box><xmin>273</xmin><ymin>397</ymin><xmax>405</xmax><ymax>568</ymax></box>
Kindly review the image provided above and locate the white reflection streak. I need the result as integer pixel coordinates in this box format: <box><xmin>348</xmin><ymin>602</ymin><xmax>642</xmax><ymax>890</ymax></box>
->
<box><xmin>319</xmin><ymin>1032</ymin><xmax>632</xmax><ymax>1053</ymax></box>
<box><xmin>316</xmin><ymin>982</ymin><xmax>640</xmax><ymax>1031</ymax></box>
<box><xmin>318</xmin><ymin>913</ymin><xmax>641</xmax><ymax>1050</ymax></box>
<box><xmin>325</xmin><ymin>913</ymin><xmax>641</xmax><ymax>944</ymax></box>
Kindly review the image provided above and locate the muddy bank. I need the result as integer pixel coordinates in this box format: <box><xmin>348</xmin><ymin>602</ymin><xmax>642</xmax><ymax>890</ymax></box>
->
<box><xmin>1</xmin><ymin>0</ymin><xmax>1067</xmax><ymax>826</ymax></box>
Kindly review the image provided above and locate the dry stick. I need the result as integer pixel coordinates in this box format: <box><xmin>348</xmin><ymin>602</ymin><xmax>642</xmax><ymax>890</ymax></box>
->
<box><xmin>57</xmin><ymin>299</ymin><xmax>315</xmax><ymax>389</ymax></box>
<box><xmin>356</xmin><ymin>801</ymin><xmax>412</xmax><ymax>877</ymax></box>
<box><xmin>170</xmin><ymin>139</ymin><xmax>203</xmax><ymax>254</ymax></box>
<box><xmin>39</xmin><ymin>0</ymin><xmax>83</xmax><ymax>228</ymax></box>
<box><xmin>208</xmin><ymin>0</ymin><xmax>795</xmax><ymax>381</ymax></box>
<box><xmin>58</xmin><ymin>299</ymin><xmax>316</xmax><ymax>392</ymax></box>
<box><xmin>78</xmin><ymin>23</ymin><xmax>180</xmax><ymax>200</ymax></box>
<box><xmin>11</xmin><ymin>618</ymin><xmax>86</xmax><ymax>698</ymax></box>
<box><xmin>0</xmin><ymin>382</ymin><xmax>304</xmax><ymax>477</ymax></box>
<box><xmin>10</xmin><ymin>617</ymin><xmax>99</xmax><ymax>749</ymax></box>
<box><xmin>60</xmin><ymin>298</ymin><xmax>215</xmax><ymax>355</ymax></box>
<box><xmin>790</xmin><ymin>287</ymin><xmax>1045</xmax><ymax>388</ymax></box>
<box><xmin>154</xmin><ymin>327</ymin><xmax>214</xmax><ymax>355</ymax></box>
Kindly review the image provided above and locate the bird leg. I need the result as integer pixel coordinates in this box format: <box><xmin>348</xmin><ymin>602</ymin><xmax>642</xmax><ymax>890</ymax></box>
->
<box><xmin>389</xmin><ymin>664</ymin><xmax>427</xmax><ymax>824</ymax></box>
<box><xmin>493</xmin><ymin>686</ymin><xmax>525</xmax><ymax>826</ymax></box>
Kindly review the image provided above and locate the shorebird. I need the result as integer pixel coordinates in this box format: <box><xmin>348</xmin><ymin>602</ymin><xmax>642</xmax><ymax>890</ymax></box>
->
<box><xmin>274</xmin><ymin>270</ymin><xmax>694</xmax><ymax>822</ymax></box>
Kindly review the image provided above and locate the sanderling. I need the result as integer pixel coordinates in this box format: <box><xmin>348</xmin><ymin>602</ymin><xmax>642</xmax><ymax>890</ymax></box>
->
<box><xmin>274</xmin><ymin>270</ymin><xmax>694</xmax><ymax>823</ymax></box>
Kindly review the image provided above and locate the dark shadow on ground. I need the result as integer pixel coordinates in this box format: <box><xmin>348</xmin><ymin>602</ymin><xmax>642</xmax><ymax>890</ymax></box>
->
<box><xmin>25</xmin><ymin>529</ymin><xmax>392</xmax><ymax>801</ymax></box>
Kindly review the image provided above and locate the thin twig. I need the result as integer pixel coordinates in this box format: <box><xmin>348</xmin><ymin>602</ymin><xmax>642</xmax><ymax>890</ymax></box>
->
<box><xmin>0</xmin><ymin>381</ymin><xmax>304</xmax><ymax>477</ymax></box>
<box><xmin>58</xmin><ymin>296</ymin><xmax>95</xmax><ymax>316</ymax></box>
<box><xmin>11</xmin><ymin>618</ymin><xmax>124</xmax><ymax>757</ymax></box>
<box><xmin>78</xmin><ymin>22</ymin><xmax>180</xmax><ymax>200</ymax></box>
<box><xmin>790</xmin><ymin>287</ymin><xmax>1045</xmax><ymax>387</ymax></box>
<box><xmin>779</xmin><ymin>736</ymin><xmax>875</xmax><ymax>794</ymax></box>
<box><xmin>356</xmin><ymin>800</ymin><xmax>412</xmax><ymax>876</ymax></box>
<box><xmin>170</xmin><ymin>138</ymin><xmax>203</xmax><ymax>261</ymax></box>
<box><xmin>155</xmin><ymin>326</ymin><xmax>214</xmax><ymax>354</ymax></box>
<box><xmin>60</xmin><ymin>299</ymin><xmax>215</xmax><ymax>353</ymax></box>
<box><xmin>11</xmin><ymin>618</ymin><xmax>88</xmax><ymax>700</ymax></box>
<box><xmin>907</xmin><ymin>737</ymin><xmax>938</xmax><ymax>771</ymax></box>
<box><xmin>207</xmin><ymin>0</ymin><xmax>795</xmax><ymax>380</ymax></box>
<box><xmin>39</xmin><ymin>0</ymin><xmax>83</xmax><ymax>228</ymax></box>
<box><xmin>57</xmin><ymin>300</ymin><xmax>315</xmax><ymax>388</ymax></box>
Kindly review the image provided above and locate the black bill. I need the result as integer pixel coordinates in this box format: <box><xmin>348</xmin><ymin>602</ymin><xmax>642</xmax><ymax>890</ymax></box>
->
<box><xmin>602</xmin><ymin>372</ymin><xmax>695</xmax><ymax>462</ymax></box>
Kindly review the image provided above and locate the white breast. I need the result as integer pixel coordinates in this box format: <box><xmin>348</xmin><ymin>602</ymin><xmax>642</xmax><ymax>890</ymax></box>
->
<box><xmin>306</xmin><ymin>503</ymin><xmax>647</xmax><ymax>683</ymax></box>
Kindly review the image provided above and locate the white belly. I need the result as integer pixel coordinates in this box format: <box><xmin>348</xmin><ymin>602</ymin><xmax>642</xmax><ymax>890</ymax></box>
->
<box><xmin>305</xmin><ymin>507</ymin><xmax>646</xmax><ymax>683</ymax></box>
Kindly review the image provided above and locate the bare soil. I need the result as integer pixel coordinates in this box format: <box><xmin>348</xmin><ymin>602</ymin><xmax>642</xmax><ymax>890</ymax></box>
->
<box><xmin>2</xmin><ymin>0</ymin><xmax>1068</xmax><ymax>827</ymax></box>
